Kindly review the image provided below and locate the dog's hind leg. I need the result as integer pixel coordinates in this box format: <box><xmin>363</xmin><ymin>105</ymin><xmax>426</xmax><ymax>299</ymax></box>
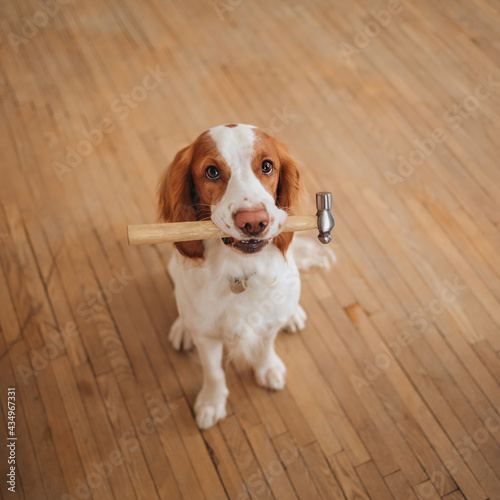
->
<box><xmin>169</xmin><ymin>317</ymin><xmax>194</xmax><ymax>351</ymax></box>
<box><xmin>253</xmin><ymin>329</ymin><xmax>287</xmax><ymax>391</ymax></box>
<box><xmin>283</xmin><ymin>304</ymin><xmax>307</xmax><ymax>333</ymax></box>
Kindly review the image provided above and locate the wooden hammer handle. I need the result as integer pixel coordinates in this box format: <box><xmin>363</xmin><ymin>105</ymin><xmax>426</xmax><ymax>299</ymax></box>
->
<box><xmin>127</xmin><ymin>215</ymin><xmax>317</xmax><ymax>246</ymax></box>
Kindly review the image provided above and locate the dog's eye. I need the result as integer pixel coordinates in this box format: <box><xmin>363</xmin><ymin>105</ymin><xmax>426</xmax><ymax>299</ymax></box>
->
<box><xmin>262</xmin><ymin>160</ymin><xmax>273</xmax><ymax>175</ymax></box>
<box><xmin>205</xmin><ymin>165</ymin><xmax>220</xmax><ymax>180</ymax></box>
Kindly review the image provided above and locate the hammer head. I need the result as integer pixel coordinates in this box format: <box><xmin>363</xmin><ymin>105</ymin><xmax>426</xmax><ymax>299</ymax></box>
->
<box><xmin>316</xmin><ymin>192</ymin><xmax>335</xmax><ymax>244</ymax></box>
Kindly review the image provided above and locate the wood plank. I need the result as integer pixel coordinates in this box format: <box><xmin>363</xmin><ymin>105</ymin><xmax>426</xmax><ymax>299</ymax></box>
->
<box><xmin>300</xmin><ymin>282</ymin><xmax>407</xmax><ymax>476</ymax></box>
<box><xmin>8</xmin><ymin>340</ymin><xmax>67</xmax><ymax>499</ymax></box>
<box><xmin>73</xmin><ymin>363</ymin><xmax>136</xmax><ymax>500</ymax></box>
<box><xmin>231</xmin><ymin>367</ymin><xmax>287</xmax><ymax>438</ymax></box>
<box><xmin>203</xmin><ymin>424</ymin><xmax>249</xmax><ymax>500</ymax></box>
<box><xmin>278</xmin><ymin>332</ymin><xmax>343</xmax><ymax>457</ymax></box>
<box><xmin>0</xmin><ymin>250</ymin><xmax>21</xmax><ymax>343</ymax></box>
<box><xmin>443</xmin><ymin>490</ymin><xmax>467</xmax><ymax>500</ymax></box>
<box><xmin>413</xmin><ymin>480</ymin><xmax>442</xmax><ymax>500</ymax></box>
<box><xmin>119</xmin><ymin>384</ymin><xmax>183</xmax><ymax>500</ymax></box>
<box><xmin>301</xmin><ymin>441</ymin><xmax>344</xmax><ymax>499</ymax></box>
<box><xmin>352</xmin><ymin>305</ymin><xmax>500</xmax><ymax>496</ymax></box>
<box><xmin>328</xmin><ymin>451</ymin><xmax>369</xmax><ymax>500</ymax></box>
<box><xmin>245</xmin><ymin>424</ymin><xmax>298</xmax><ymax>500</ymax></box>
<box><xmin>51</xmin><ymin>356</ymin><xmax>115</xmax><ymax>500</ymax></box>
<box><xmin>272</xmin><ymin>433</ymin><xmax>320</xmax><ymax>500</ymax></box>
<box><xmin>220</xmin><ymin>415</ymin><xmax>272</xmax><ymax>499</ymax></box>
<box><xmin>473</xmin><ymin>340</ymin><xmax>500</xmax><ymax>386</ymax></box>
<box><xmin>369</xmin><ymin>311</ymin><xmax>485</xmax><ymax>499</ymax></box>
<box><xmin>147</xmin><ymin>392</ymin><xmax>202</xmax><ymax>499</ymax></box>
<box><xmin>356</xmin><ymin>461</ymin><xmax>394</xmax><ymax>500</ymax></box>
<box><xmin>0</xmin><ymin>340</ymin><xmax>46</xmax><ymax>499</ymax></box>
<box><xmin>385</xmin><ymin>471</ymin><xmax>417</xmax><ymax>500</ymax></box>
<box><xmin>271</xmin><ymin>387</ymin><xmax>317</xmax><ymax>450</ymax></box>
<box><xmin>97</xmin><ymin>372</ymin><xmax>160</xmax><ymax>500</ymax></box>
<box><xmin>171</xmin><ymin>396</ymin><xmax>227</xmax><ymax>500</ymax></box>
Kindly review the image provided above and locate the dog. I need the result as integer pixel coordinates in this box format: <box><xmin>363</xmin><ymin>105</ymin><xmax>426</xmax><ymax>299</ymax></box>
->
<box><xmin>158</xmin><ymin>123</ymin><xmax>308</xmax><ymax>429</ymax></box>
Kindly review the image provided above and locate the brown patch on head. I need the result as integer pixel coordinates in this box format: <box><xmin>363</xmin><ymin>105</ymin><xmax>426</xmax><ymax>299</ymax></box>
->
<box><xmin>251</xmin><ymin>129</ymin><xmax>300</xmax><ymax>211</ymax></box>
<box><xmin>190</xmin><ymin>131</ymin><xmax>231</xmax><ymax>210</ymax></box>
<box><xmin>225</xmin><ymin>123</ymin><xmax>238</xmax><ymax>128</ymax></box>
<box><xmin>157</xmin><ymin>130</ymin><xmax>232</xmax><ymax>261</ymax></box>
<box><xmin>252</xmin><ymin>128</ymin><xmax>301</xmax><ymax>256</ymax></box>
<box><xmin>251</xmin><ymin>129</ymin><xmax>282</xmax><ymax>199</ymax></box>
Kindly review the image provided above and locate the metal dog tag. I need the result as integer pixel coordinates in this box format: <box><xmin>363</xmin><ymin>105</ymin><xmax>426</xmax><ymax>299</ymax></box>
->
<box><xmin>230</xmin><ymin>278</ymin><xmax>247</xmax><ymax>294</ymax></box>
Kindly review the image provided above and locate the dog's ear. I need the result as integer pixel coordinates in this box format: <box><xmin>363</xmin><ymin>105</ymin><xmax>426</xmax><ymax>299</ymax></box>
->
<box><xmin>273</xmin><ymin>139</ymin><xmax>301</xmax><ymax>257</ymax></box>
<box><xmin>157</xmin><ymin>144</ymin><xmax>205</xmax><ymax>260</ymax></box>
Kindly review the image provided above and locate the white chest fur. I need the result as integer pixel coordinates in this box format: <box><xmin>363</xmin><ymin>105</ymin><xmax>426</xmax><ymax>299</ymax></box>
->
<box><xmin>168</xmin><ymin>239</ymin><xmax>301</xmax><ymax>347</ymax></box>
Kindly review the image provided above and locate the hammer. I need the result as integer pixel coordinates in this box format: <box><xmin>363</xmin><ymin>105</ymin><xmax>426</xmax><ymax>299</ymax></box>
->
<box><xmin>128</xmin><ymin>192</ymin><xmax>335</xmax><ymax>246</ymax></box>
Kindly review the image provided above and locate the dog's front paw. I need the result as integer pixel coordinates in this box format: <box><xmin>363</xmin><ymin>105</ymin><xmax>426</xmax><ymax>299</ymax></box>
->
<box><xmin>255</xmin><ymin>357</ymin><xmax>286</xmax><ymax>391</ymax></box>
<box><xmin>283</xmin><ymin>304</ymin><xmax>307</xmax><ymax>333</ymax></box>
<box><xmin>194</xmin><ymin>387</ymin><xmax>228</xmax><ymax>429</ymax></box>
<box><xmin>169</xmin><ymin>317</ymin><xmax>193</xmax><ymax>351</ymax></box>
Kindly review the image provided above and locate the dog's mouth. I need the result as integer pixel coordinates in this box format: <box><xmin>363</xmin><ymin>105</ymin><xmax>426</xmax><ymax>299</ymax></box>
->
<box><xmin>222</xmin><ymin>237</ymin><xmax>269</xmax><ymax>254</ymax></box>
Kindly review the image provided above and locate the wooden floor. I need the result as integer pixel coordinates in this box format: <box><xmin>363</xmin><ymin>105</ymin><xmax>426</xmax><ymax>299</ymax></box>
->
<box><xmin>1</xmin><ymin>0</ymin><xmax>500</xmax><ymax>498</ymax></box>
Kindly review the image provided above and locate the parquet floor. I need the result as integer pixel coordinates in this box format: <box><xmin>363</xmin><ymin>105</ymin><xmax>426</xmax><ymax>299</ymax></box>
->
<box><xmin>1</xmin><ymin>0</ymin><xmax>500</xmax><ymax>498</ymax></box>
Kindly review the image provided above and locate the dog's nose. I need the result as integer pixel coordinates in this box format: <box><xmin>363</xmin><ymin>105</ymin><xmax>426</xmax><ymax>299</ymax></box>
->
<box><xmin>234</xmin><ymin>208</ymin><xmax>269</xmax><ymax>236</ymax></box>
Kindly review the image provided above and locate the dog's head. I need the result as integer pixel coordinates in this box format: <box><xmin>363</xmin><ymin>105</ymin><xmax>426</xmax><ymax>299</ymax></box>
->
<box><xmin>158</xmin><ymin>124</ymin><xmax>300</xmax><ymax>260</ymax></box>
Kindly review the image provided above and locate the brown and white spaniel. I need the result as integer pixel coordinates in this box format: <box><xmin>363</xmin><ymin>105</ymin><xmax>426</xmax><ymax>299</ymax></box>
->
<box><xmin>158</xmin><ymin>124</ymin><xmax>308</xmax><ymax>429</ymax></box>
